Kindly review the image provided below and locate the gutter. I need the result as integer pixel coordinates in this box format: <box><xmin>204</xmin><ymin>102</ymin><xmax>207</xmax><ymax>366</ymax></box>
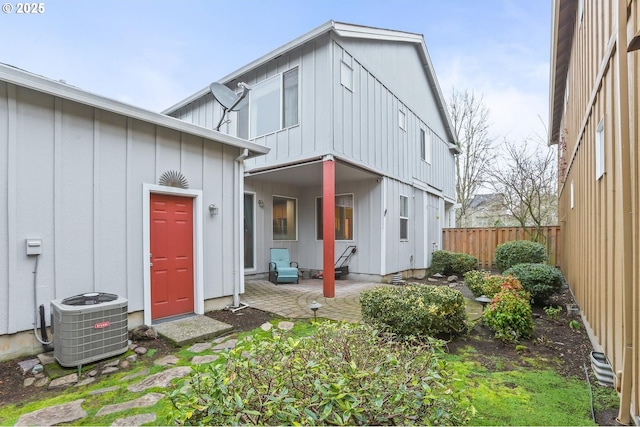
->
<box><xmin>233</xmin><ymin>149</ymin><xmax>249</xmax><ymax>309</ymax></box>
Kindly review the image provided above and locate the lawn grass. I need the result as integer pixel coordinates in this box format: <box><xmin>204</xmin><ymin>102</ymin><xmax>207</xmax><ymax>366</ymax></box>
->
<box><xmin>444</xmin><ymin>351</ymin><xmax>598</xmax><ymax>426</ymax></box>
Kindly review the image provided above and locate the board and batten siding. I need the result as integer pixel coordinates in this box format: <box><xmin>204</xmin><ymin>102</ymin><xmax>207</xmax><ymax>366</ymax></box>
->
<box><xmin>335</xmin><ymin>36</ymin><xmax>449</xmax><ymax>140</ymax></box>
<box><xmin>331</xmin><ymin>40</ymin><xmax>455</xmax><ymax>200</ymax></box>
<box><xmin>0</xmin><ymin>82</ymin><xmax>240</xmax><ymax>335</ymax></box>
<box><xmin>553</xmin><ymin>0</ymin><xmax>640</xmax><ymax>420</ymax></box>
<box><xmin>168</xmin><ymin>35</ymin><xmax>455</xmax><ymax>204</ymax></box>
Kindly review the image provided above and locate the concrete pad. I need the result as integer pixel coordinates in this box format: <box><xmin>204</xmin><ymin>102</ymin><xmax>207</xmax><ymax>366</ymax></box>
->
<box><xmin>154</xmin><ymin>315</ymin><xmax>233</xmax><ymax>346</ymax></box>
<box><xmin>15</xmin><ymin>399</ymin><xmax>86</xmax><ymax>426</ymax></box>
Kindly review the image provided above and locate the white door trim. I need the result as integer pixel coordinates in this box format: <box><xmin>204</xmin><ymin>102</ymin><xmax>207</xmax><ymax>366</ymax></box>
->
<box><xmin>143</xmin><ymin>183</ymin><xmax>204</xmax><ymax>325</ymax></box>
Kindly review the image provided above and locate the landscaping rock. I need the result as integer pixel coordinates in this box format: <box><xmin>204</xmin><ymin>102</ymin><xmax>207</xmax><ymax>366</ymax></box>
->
<box><xmin>88</xmin><ymin>369</ymin><xmax>98</xmax><ymax>377</ymax></box>
<box><xmin>260</xmin><ymin>322</ymin><xmax>273</xmax><ymax>331</ymax></box>
<box><xmin>31</xmin><ymin>364</ymin><xmax>44</xmax><ymax>374</ymax></box>
<box><xmin>111</xmin><ymin>413</ymin><xmax>156</xmax><ymax>426</ymax></box>
<box><xmin>432</xmin><ymin>273</ymin><xmax>444</xmax><ymax>278</ymax></box>
<box><xmin>447</xmin><ymin>275</ymin><xmax>459</xmax><ymax>283</ymax></box>
<box><xmin>17</xmin><ymin>358</ymin><xmax>40</xmax><ymax>375</ymax></box>
<box><xmin>126</xmin><ymin>354</ymin><xmax>138</xmax><ymax>363</ymax></box>
<box><xmin>188</xmin><ymin>342</ymin><xmax>212</xmax><ymax>353</ymax></box>
<box><xmin>76</xmin><ymin>377</ymin><xmax>96</xmax><ymax>387</ymax></box>
<box><xmin>15</xmin><ymin>398</ymin><xmax>86</xmax><ymax>426</ymax></box>
<box><xmin>130</xmin><ymin>324</ymin><xmax>157</xmax><ymax>340</ymax></box>
<box><xmin>34</xmin><ymin>377</ymin><xmax>49</xmax><ymax>387</ymax></box>
<box><xmin>23</xmin><ymin>377</ymin><xmax>35</xmax><ymax>387</ymax></box>
<box><xmin>155</xmin><ymin>355</ymin><xmax>179</xmax><ymax>366</ymax></box>
<box><xmin>212</xmin><ymin>339</ymin><xmax>237</xmax><ymax>351</ymax></box>
<box><xmin>134</xmin><ymin>346</ymin><xmax>148</xmax><ymax>355</ymax></box>
<box><xmin>119</xmin><ymin>360</ymin><xmax>130</xmax><ymax>370</ymax></box>
<box><xmin>277</xmin><ymin>321</ymin><xmax>295</xmax><ymax>331</ymax></box>
<box><xmin>192</xmin><ymin>354</ymin><xmax>219</xmax><ymax>365</ymax></box>
<box><xmin>96</xmin><ymin>392</ymin><xmax>164</xmax><ymax>417</ymax></box>
<box><xmin>127</xmin><ymin>366</ymin><xmax>191</xmax><ymax>392</ymax></box>
<box><xmin>104</xmin><ymin>359</ymin><xmax>120</xmax><ymax>368</ymax></box>
<box><xmin>102</xmin><ymin>367</ymin><xmax>119</xmax><ymax>375</ymax></box>
<box><xmin>121</xmin><ymin>368</ymin><xmax>149</xmax><ymax>382</ymax></box>
<box><xmin>89</xmin><ymin>385</ymin><xmax>119</xmax><ymax>396</ymax></box>
<box><xmin>49</xmin><ymin>373</ymin><xmax>78</xmax><ymax>388</ymax></box>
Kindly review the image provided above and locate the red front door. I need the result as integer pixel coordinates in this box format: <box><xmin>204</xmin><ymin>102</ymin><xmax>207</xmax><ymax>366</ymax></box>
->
<box><xmin>150</xmin><ymin>193</ymin><xmax>194</xmax><ymax>320</ymax></box>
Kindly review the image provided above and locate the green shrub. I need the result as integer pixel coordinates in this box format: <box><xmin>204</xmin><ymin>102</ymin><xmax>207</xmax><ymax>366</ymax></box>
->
<box><xmin>483</xmin><ymin>278</ymin><xmax>534</xmax><ymax>343</ymax></box>
<box><xmin>503</xmin><ymin>263</ymin><xmax>564</xmax><ymax>305</ymax></box>
<box><xmin>463</xmin><ymin>270</ymin><xmax>487</xmax><ymax>297</ymax></box>
<box><xmin>495</xmin><ymin>240</ymin><xmax>547</xmax><ymax>272</ymax></box>
<box><xmin>360</xmin><ymin>284</ymin><xmax>469</xmax><ymax>337</ymax></box>
<box><xmin>430</xmin><ymin>250</ymin><xmax>478</xmax><ymax>275</ymax></box>
<box><xmin>167</xmin><ymin>322</ymin><xmax>475</xmax><ymax>426</ymax></box>
<box><xmin>463</xmin><ymin>270</ymin><xmax>514</xmax><ymax>299</ymax></box>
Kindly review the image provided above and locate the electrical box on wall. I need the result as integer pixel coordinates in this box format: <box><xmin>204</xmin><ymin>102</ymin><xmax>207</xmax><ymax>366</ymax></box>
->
<box><xmin>26</xmin><ymin>239</ymin><xmax>42</xmax><ymax>256</ymax></box>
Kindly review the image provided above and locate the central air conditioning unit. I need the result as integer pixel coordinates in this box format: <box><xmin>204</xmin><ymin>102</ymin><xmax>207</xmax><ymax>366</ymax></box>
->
<box><xmin>51</xmin><ymin>292</ymin><xmax>129</xmax><ymax>367</ymax></box>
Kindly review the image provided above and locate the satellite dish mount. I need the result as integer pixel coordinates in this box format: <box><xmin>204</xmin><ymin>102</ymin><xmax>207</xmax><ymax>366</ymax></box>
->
<box><xmin>210</xmin><ymin>82</ymin><xmax>250</xmax><ymax>131</ymax></box>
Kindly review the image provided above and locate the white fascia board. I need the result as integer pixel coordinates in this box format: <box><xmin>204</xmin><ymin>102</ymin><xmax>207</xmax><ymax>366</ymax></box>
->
<box><xmin>0</xmin><ymin>63</ymin><xmax>269</xmax><ymax>158</ymax></box>
<box><xmin>333</xmin><ymin>22</ymin><xmax>423</xmax><ymax>43</ymax></box>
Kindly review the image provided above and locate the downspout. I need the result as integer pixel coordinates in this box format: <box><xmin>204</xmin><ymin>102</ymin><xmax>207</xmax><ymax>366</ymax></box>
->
<box><xmin>615</xmin><ymin>0</ymin><xmax>633</xmax><ymax>423</ymax></box>
<box><xmin>233</xmin><ymin>148</ymin><xmax>249</xmax><ymax>308</ymax></box>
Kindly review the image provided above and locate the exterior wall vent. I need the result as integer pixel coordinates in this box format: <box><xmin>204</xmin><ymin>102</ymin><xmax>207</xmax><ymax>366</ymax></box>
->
<box><xmin>51</xmin><ymin>293</ymin><xmax>128</xmax><ymax>367</ymax></box>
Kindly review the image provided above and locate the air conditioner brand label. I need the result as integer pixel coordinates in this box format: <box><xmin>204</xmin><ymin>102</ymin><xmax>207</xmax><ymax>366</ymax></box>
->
<box><xmin>94</xmin><ymin>321</ymin><xmax>111</xmax><ymax>329</ymax></box>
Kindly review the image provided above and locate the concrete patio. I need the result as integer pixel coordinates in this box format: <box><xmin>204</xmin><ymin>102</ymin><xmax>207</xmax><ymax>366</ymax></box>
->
<box><xmin>240</xmin><ymin>279</ymin><xmax>391</xmax><ymax>323</ymax></box>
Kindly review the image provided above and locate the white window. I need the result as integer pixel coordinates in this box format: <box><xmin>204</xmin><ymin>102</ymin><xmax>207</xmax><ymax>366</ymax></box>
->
<box><xmin>570</xmin><ymin>181</ymin><xmax>575</xmax><ymax>209</ymax></box>
<box><xmin>398</xmin><ymin>109</ymin><xmax>406</xmax><ymax>131</ymax></box>
<box><xmin>421</xmin><ymin>129</ymin><xmax>432</xmax><ymax>164</ymax></box>
<box><xmin>400</xmin><ymin>195</ymin><xmax>409</xmax><ymax>240</ymax></box>
<box><xmin>273</xmin><ymin>196</ymin><xmax>297</xmax><ymax>240</ymax></box>
<box><xmin>316</xmin><ymin>194</ymin><xmax>354</xmax><ymax>240</ymax></box>
<box><xmin>595</xmin><ymin>118</ymin><xmax>605</xmax><ymax>180</ymax></box>
<box><xmin>340</xmin><ymin>61</ymin><xmax>353</xmax><ymax>91</ymax></box>
<box><xmin>238</xmin><ymin>68</ymin><xmax>299</xmax><ymax>139</ymax></box>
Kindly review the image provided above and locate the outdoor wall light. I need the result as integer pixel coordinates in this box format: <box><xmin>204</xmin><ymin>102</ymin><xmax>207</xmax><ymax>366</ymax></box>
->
<box><xmin>309</xmin><ymin>301</ymin><xmax>322</xmax><ymax>321</ymax></box>
<box><xmin>258</xmin><ymin>199</ymin><xmax>264</xmax><ymax>208</ymax></box>
<box><xmin>208</xmin><ymin>204</ymin><xmax>219</xmax><ymax>216</ymax></box>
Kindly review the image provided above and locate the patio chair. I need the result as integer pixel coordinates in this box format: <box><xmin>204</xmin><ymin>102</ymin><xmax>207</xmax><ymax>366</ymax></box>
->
<box><xmin>268</xmin><ymin>248</ymin><xmax>299</xmax><ymax>284</ymax></box>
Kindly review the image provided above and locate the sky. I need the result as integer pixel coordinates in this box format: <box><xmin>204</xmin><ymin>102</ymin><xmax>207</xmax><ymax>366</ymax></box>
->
<box><xmin>1</xmin><ymin>0</ymin><xmax>551</xmax><ymax>144</ymax></box>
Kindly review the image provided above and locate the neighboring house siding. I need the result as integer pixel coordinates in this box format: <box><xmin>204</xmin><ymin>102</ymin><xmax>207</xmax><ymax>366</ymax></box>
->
<box><xmin>0</xmin><ymin>82</ymin><xmax>239</xmax><ymax>335</ymax></box>
<box><xmin>550</xmin><ymin>0</ymin><xmax>640</xmax><ymax>422</ymax></box>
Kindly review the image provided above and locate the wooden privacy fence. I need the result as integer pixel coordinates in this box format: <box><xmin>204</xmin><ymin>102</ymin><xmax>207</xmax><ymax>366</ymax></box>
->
<box><xmin>442</xmin><ymin>226</ymin><xmax>561</xmax><ymax>270</ymax></box>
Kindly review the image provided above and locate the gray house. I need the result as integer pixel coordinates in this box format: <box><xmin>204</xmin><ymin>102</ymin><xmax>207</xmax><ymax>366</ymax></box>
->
<box><xmin>165</xmin><ymin>21</ymin><xmax>459</xmax><ymax>295</ymax></box>
<box><xmin>0</xmin><ymin>63</ymin><xmax>268</xmax><ymax>360</ymax></box>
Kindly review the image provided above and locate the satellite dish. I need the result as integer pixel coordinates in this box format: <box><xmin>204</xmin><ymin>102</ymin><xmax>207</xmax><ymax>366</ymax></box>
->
<box><xmin>210</xmin><ymin>82</ymin><xmax>250</xmax><ymax>131</ymax></box>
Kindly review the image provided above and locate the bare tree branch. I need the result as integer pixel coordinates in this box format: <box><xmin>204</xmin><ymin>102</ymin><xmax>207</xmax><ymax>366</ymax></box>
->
<box><xmin>488</xmin><ymin>136</ymin><xmax>558</xmax><ymax>240</ymax></box>
<box><xmin>448</xmin><ymin>89</ymin><xmax>496</xmax><ymax>227</ymax></box>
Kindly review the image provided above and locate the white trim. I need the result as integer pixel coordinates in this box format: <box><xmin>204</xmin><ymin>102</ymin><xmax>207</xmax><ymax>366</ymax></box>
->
<box><xmin>142</xmin><ymin>184</ymin><xmax>204</xmax><ymax>325</ymax></box>
<box><xmin>595</xmin><ymin>117</ymin><xmax>605</xmax><ymax>180</ymax></box>
<box><xmin>400</xmin><ymin>194</ymin><xmax>409</xmax><ymax>241</ymax></box>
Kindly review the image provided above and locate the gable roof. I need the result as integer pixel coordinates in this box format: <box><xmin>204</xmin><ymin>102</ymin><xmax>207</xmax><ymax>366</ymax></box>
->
<box><xmin>162</xmin><ymin>20</ymin><xmax>457</xmax><ymax>146</ymax></box>
<box><xmin>0</xmin><ymin>63</ymin><xmax>269</xmax><ymax>158</ymax></box>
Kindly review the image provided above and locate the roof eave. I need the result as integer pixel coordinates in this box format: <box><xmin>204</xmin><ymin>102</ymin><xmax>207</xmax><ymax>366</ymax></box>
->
<box><xmin>549</xmin><ymin>0</ymin><xmax>577</xmax><ymax>145</ymax></box>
